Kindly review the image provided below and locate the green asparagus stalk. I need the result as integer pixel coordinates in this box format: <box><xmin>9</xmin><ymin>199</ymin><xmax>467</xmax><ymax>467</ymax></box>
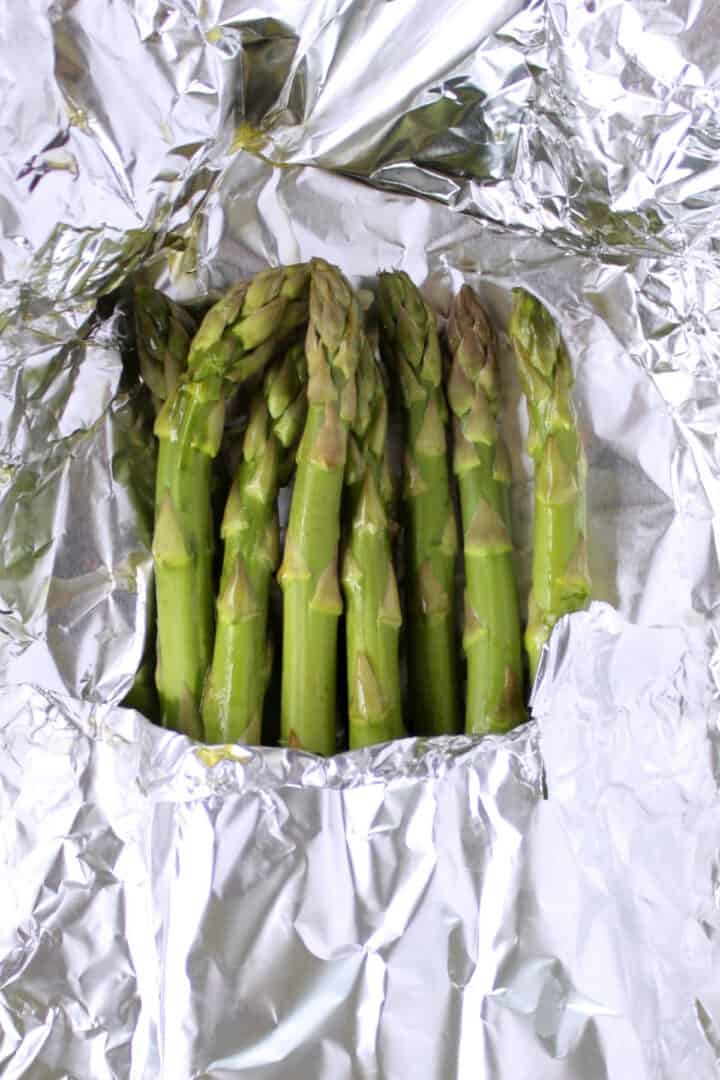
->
<box><xmin>153</xmin><ymin>264</ymin><xmax>310</xmax><ymax>738</ymax></box>
<box><xmin>126</xmin><ymin>287</ymin><xmax>201</xmax><ymax>722</ymax></box>
<box><xmin>202</xmin><ymin>344</ymin><xmax>307</xmax><ymax>745</ymax></box>
<box><xmin>342</xmin><ymin>339</ymin><xmax>404</xmax><ymax>749</ymax></box>
<box><xmin>508</xmin><ymin>288</ymin><xmax>591</xmax><ymax>681</ymax></box>
<box><xmin>279</xmin><ymin>260</ymin><xmax>362</xmax><ymax>755</ymax></box>
<box><xmin>377</xmin><ymin>271</ymin><xmax>459</xmax><ymax>737</ymax></box>
<box><xmin>447</xmin><ymin>286</ymin><xmax>524</xmax><ymax>734</ymax></box>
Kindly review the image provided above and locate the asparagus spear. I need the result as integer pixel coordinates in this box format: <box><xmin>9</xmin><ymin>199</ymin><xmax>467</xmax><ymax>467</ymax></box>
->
<box><xmin>126</xmin><ymin>287</ymin><xmax>200</xmax><ymax>721</ymax></box>
<box><xmin>447</xmin><ymin>286</ymin><xmax>524</xmax><ymax>734</ymax></box>
<box><xmin>134</xmin><ymin>286</ymin><xmax>198</xmax><ymax>411</ymax></box>
<box><xmin>279</xmin><ymin>260</ymin><xmax>361</xmax><ymax>755</ymax></box>
<box><xmin>377</xmin><ymin>271</ymin><xmax>459</xmax><ymax>737</ymax></box>
<box><xmin>342</xmin><ymin>338</ymin><xmax>403</xmax><ymax>749</ymax></box>
<box><xmin>153</xmin><ymin>264</ymin><xmax>310</xmax><ymax>738</ymax></box>
<box><xmin>202</xmin><ymin>344</ymin><xmax>307</xmax><ymax>745</ymax></box>
<box><xmin>508</xmin><ymin>288</ymin><xmax>590</xmax><ymax>681</ymax></box>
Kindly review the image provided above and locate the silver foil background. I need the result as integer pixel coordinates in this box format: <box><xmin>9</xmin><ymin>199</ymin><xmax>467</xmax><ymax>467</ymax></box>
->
<box><xmin>1</xmin><ymin>0</ymin><xmax>719</xmax><ymax>1076</ymax></box>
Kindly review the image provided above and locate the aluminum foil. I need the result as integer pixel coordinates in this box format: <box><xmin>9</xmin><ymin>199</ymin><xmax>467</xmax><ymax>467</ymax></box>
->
<box><xmin>1</xmin><ymin>605</ymin><xmax>717</xmax><ymax>1078</ymax></box>
<box><xmin>1</xmin><ymin>0</ymin><xmax>720</xmax><ymax>1076</ymax></box>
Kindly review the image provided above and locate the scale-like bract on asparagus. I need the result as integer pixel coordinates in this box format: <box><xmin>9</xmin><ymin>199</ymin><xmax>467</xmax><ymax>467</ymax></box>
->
<box><xmin>447</xmin><ymin>286</ymin><xmax>524</xmax><ymax>734</ymax></box>
<box><xmin>153</xmin><ymin>264</ymin><xmax>311</xmax><ymax>738</ymax></box>
<box><xmin>342</xmin><ymin>339</ymin><xmax>403</xmax><ymax>749</ymax></box>
<box><xmin>377</xmin><ymin>271</ymin><xmax>460</xmax><ymax>737</ymax></box>
<box><xmin>134</xmin><ymin>286</ymin><xmax>198</xmax><ymax>411</ymax></box>
<box><xmin>509</xmin><ymin>288</ymin><xmax>591</xmax><ymax>680</ymax></box>
<box><xmin>279</xmin><ymin>260</ymin><xmax>361</xmax><ymax>755</ymax></box>
<box><xmin>203</xmin><ymin>345</ymin><xmax>307</xmax><ymax>746</ymax></box>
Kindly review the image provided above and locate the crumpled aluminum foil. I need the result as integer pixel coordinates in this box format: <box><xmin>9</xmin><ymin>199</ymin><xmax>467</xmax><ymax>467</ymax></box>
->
<box><xmin>534</xmin><ymin>604</ymin><xmax>720</xmax><ymax>1080</ymax></box>
<box><xmin>1</xmin><ymin>0</ymin><xmax>719</xmax><ymax>1076</ymax></box>
<box><xmin>0</xmin><ymin>687</ymin><xmax>543</xmax><ymax>1078</ymax></box>
<box><xmin>2</xmin><ymin>604</ymin><xmax>717</xmax><ymax>1078</ymax></box>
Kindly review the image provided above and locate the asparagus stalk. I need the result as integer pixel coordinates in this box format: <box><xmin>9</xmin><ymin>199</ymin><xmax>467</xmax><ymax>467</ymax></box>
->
<box><xmin>126</xmin><ymin>287</ymin><xmax>200</xmax><ymax>721</ymax></box>
<box><xmin>447</xmin><ymin>286</ymin><xmax>524</xmax><ymax>734</ymax></box>
<box><xmin>508</xmin><ymin>288</ymin><xmax>590</xmax><ymax>681</ymax></box>
<box><xmin>377</xmin><ymin>271</ymin><xmax>459</xmax><ymax>737</ymax></box>
<box><xmin>342</xmin><ymin>339</ymin><xmax>404</xmax><ymax>749</ymax></box>
<box><xmin>279</xmin><ymin>260</ymin><xmax>361</xmax><ymax>755</ymax></box>
<box><xmin>153</xmin><ymin>264</ymin><xmax>310</xmax><ymax>738</ymax></box>
<box><xmin>202</xmin><ymin>344</ymin><xmax>307</xmax><ymax>745</ymax></box>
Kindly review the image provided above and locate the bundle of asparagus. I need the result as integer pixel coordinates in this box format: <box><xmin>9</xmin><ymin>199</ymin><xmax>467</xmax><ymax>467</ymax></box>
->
<box><xmin>152</xmin><ymin>266</ymin><xmax>311</xmax><ymax>738</ymax></box>
<box><xmin>203</xmin><ymin>343</ymin><xmax>307</xmax><ymax>746</ymax></box>
<box><xmin>135</xmin><ymin>264</ymin><xmax>589</xmax><ymax>752</ymax></box>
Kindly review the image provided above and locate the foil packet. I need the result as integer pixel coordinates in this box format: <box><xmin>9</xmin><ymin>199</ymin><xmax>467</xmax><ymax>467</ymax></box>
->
<box><xmin>1</xmin><ymin>0</ymin><xmax>719</xmax><ymax>1076</ymax></box>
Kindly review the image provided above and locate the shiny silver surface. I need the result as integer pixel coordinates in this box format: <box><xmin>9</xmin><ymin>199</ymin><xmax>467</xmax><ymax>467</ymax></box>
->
<box><xmin>0</xmin><ymin>0</ymin><xmax>718</xmax><ymax>1075</ymax></box>
<box><xmin>2</xmin><ymin>605</ymin><xmax>717</xmax><ymax>1077</ymax></box>
<box><xmin>0</xmin><ymin>692</ymin><xmax>542</xmax><ymax>1078</ymax></box>
<box><xmin>536</xmin><ymin>603</ymin><xmax>720</xmax><ymax>1080</ymax></box>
